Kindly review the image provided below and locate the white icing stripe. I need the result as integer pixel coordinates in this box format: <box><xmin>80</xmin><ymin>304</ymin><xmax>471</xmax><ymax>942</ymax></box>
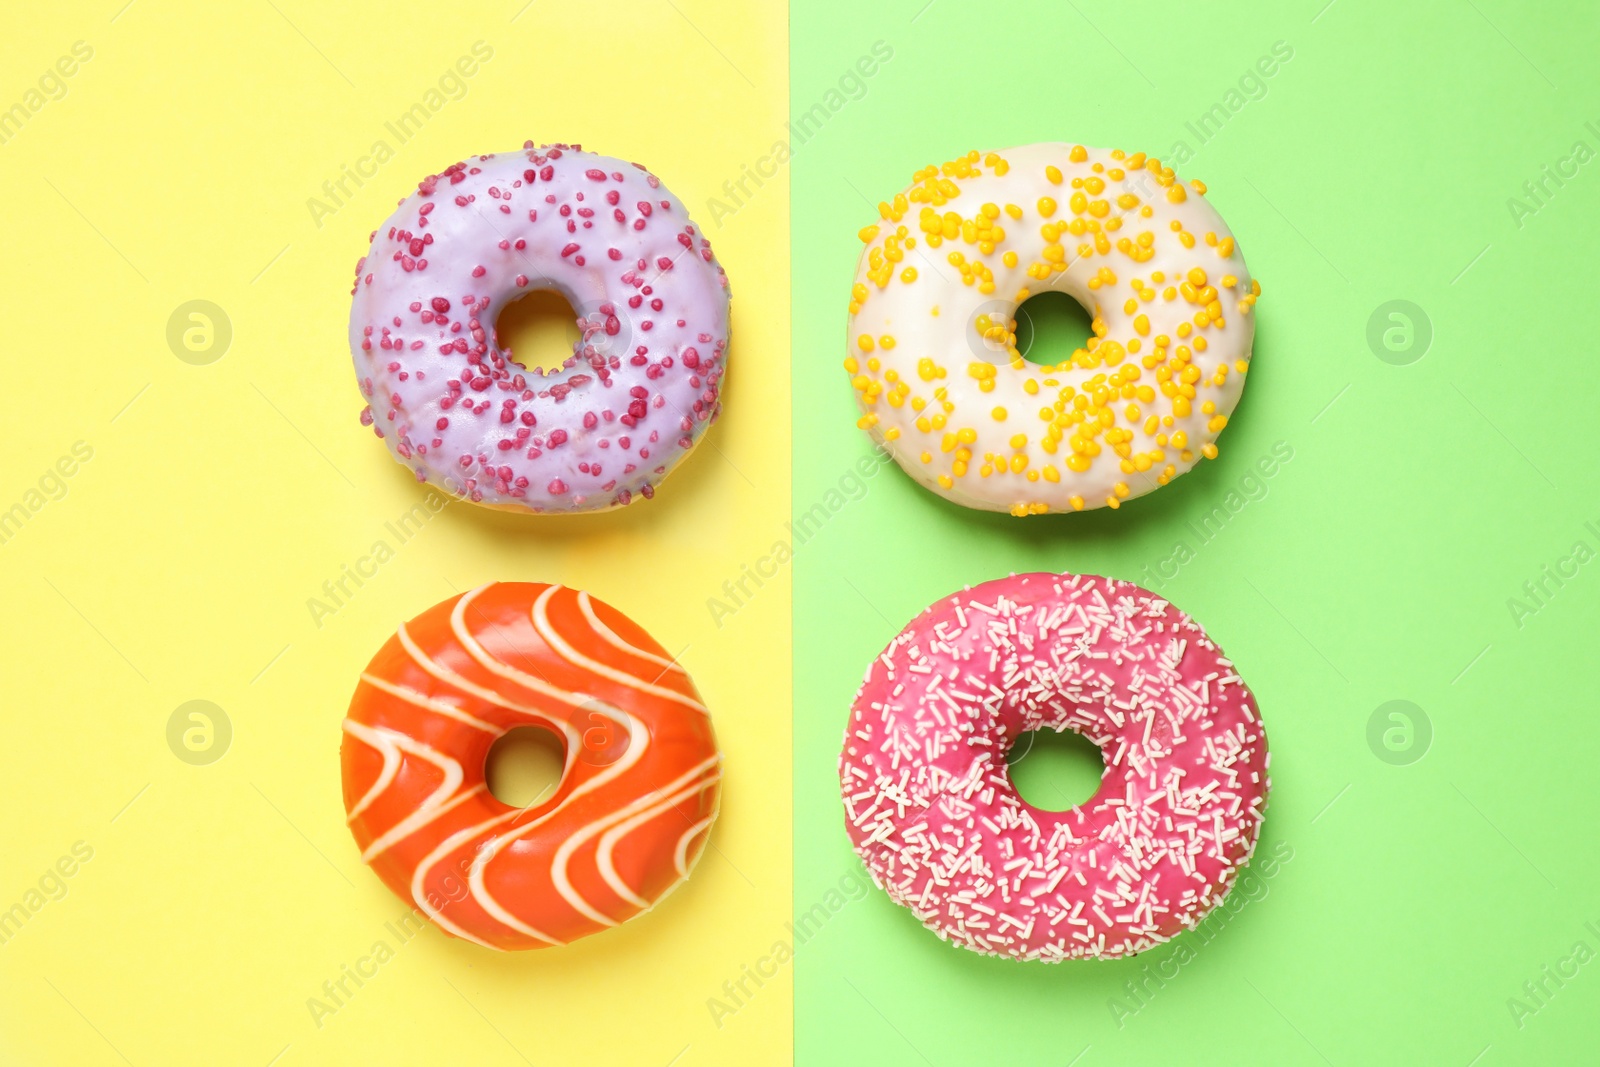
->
<box><xmin>343</xmin><ymin>720</ymin><xmax>469</xmax><ymax>862</ymax></box>
<box><xmin>533</xmin><ymin>585</ymin><xmax>707</xmax><ymax>714</ymax></box>
<box><xmin>365</xmin><ymin>781</ymin><xmax>486</xmax><ymax>864</ymax></box>
<box><xmin>672</xmin><ymin>816</ymin><xmax>716</xmax><ymax>879</ymax></box>
<box><xmin>409</xmin><ymin>808</ymin><xmax>536</xmax><ymax>949</ymax></box>
<box><xmin>576</xmin><ymin>591</ymin><xmax>685</xmax><ymax>675</ymax></box>
<box><xmin>466</xmin><ymin>707</ymin><xmax>652</xmax><ymax>939</ymax></box>
<box><xmin>396</xmin><ymin>621</ymin><xmax>583</xmax><ymax>758</ymax></box>
<box><xmin>358</xmin><ymin>671</ymin><xmax>499</xmax><ymax>734</ymax></box>
<box><xmin>450</xmin><ymin>584</ymin><xmax>590</xmax><ymax>708</ymax></box>
<box><xmin>549</xmin><ymin>755</ymin><xmax>722</xmax><ymax>927</ymax></box>
<box><xmin>648</xmin><ymin>810</ymin><xmax>720</xmax><ymax>913</ymax></box>
<box><xmin>342</xmin><ymin>718</ymin><xmax>402</xmax><ymax>823</ymax></box>
<box><xmin>596</xmin><ymin>780</ymin><xmax>719</xmax><ymax>908</ymax></box>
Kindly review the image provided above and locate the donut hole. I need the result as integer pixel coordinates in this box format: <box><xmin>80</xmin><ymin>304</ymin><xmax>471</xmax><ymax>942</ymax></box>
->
<box><xmin>492</xmin><ymin>288</ymin><xmax>584</xmax><ymax>375</ymax></box>
<box><xmin>484</xmin><ymin>725</ymin><xmax>566</xmax><ymax>809</ymax></box>
<box><xmin>1006</xmin><ymin>727</ymin><xmax>1105</xmax><ymax>811</ymax></box>
<box><xmin>1012</xmin><ymin>290</ymin><xmax>1097</xmax><ymax>368</ymax></box>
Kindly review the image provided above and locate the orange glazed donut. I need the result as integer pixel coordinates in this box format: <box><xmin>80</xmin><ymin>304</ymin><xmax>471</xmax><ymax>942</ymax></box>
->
<box><xmin>341</xmin><ymin>582</ymin><xmax>721</xmax><ymax>950</ymax></box>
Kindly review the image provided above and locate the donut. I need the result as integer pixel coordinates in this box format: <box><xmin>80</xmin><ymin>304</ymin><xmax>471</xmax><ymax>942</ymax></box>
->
<box><xmin>348</xmin><ymin>142</ymin><xmax>730</xmax><ymax>512</ymax></box>
<box><xmin>341</xmin><ymin>582</ymin><xmax>721</xmax><ymax>950</ymax></box>
<box><xmin>844</xmin><ymin>143</ymin><xmax>1261</xmax><ymax>515</ymax></box>
<box><xmin>838</xmin><ymin>572</ymin><xmax>1269</xmax><ymax>961</ymax></box>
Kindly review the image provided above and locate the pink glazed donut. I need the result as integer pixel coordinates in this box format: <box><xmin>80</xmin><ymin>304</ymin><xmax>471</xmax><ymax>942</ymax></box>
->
<box><xmin>348</xmin><ymin>143</ymin><xmax>730</xmax><ymax>512</ymax></box>
<box><xmin>839</xmin><ymin>572</ymin><xmax>1270</xmax><ymax>961</ymax></box>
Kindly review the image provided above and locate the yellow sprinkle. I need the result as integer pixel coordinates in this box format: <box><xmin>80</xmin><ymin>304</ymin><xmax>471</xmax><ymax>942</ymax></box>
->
<box><xmin>1045</xmin><ymin>165</ymin><xmax>1063</xmax><ymax>184</ymax></box>
<box><xmin>901</xmin><ymin>267</ymin><xmax>918</xmax><ymax>283</ymax></box>
<box><xmin>879</xmin><ymin>335</ymin><xmax>896</xmax><ymax>350</ymax></box>
<box><xmin>858</xmin><ymin>225</ymin><xmax>880</xmax><ymax>242</ymax></box>
<box><xmin>1167</xmin><ymin>185</ymin><xmax>1187</xmax><ymax>203</ymax></box>
<box><xmin>1037</xmin><ymin>196</ymin><xmax>1057</xmax><ymax>218</ymax></box>
<box><xmin>1069</xmin><ymin>145</ymin><xmax>1088</xmax><ymax>163</ymax></box>
<box><xmin>992</xmin><ymin>406</ymin><xmax>1007</xmax><ymax>420</ymax></box>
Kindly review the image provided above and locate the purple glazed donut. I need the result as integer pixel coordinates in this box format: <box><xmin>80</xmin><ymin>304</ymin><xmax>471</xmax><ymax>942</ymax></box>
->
<box><xmin>348</xmin><ymin>142</ymin><xmax>730</xmax><ymax>512</ymax></box>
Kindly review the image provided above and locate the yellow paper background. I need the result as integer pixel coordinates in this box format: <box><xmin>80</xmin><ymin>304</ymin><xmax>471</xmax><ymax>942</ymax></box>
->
<box><xmin>0</xmin><ymin>2</ymin><xmax>790</xmax><ymax>1063</ymax></box>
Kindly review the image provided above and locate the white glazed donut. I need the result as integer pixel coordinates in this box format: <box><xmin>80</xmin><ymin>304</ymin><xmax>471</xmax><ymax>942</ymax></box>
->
<box><xmin>844</xmin><ymin>144</ymin><xmax>1261</xmax><ymax>515</ymax></box>
<box><xmin>349</xmin><ymin>143</ymin><xmax>730</xmax><ymax>513</ymax></box>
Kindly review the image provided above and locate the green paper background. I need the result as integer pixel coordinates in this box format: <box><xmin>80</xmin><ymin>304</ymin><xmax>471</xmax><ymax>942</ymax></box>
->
<box><xmin>790</xmin><ymin>1</ymin><xmax>1600</xmax><ymax>1063</ymax></box>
